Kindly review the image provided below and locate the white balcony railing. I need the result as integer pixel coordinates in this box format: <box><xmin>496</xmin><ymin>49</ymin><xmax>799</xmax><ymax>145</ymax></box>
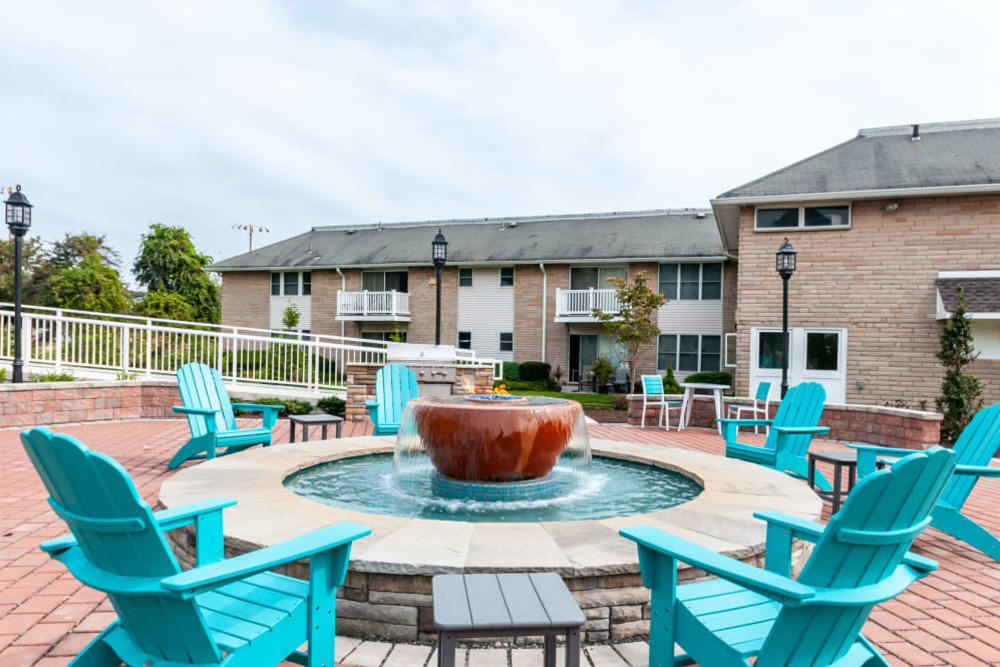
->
<box><xmin>336</xmin><ymin>291</ymin><xmax>410</xmax><ymax>319</ymax></box>
<box><xmin>555</xmin><ymin>288</ymin><xmax>621</xmax><ymax>318</ymax></box>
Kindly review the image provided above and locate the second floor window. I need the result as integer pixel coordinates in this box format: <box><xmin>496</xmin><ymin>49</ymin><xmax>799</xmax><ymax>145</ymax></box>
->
<box><xmin>459</xmin><ymin>268</ymin><xmax>473</xmax><ymax>287</ymax></box>
<box><xmin>457</xmin><ymin>331</ymin><xmax>471</xmax><ymax>349</ymax></box>
<box><xmin>658</xmin><ymin>263</ymin><xmax>722</xmax><ymax>300</ymax></box>
<box><xmin>755</xmin><ymin>204</ymin><xmax>850</xmax><ymax>230</ymax></box>
<box><xmin>271</xmin><ymin>271</ymin><xmax>311</xmax><ymax>297</ymax></box>
<box><xmin>500</xmin><ymin>267</ymin><xmax>514</xmax><ymax>287</ymax></box>
<box><xmin>499</xmin><ymin>332</ymin><xmax>513</xmax><ymax>352</ymax></box>
<box><xmin>570</xmin><ymin>266</ymin><xmax>627</xmax><ymax>290</ymax></box>
<box><xmin>361</xmin><ymin>270</ymin><xmax>408</xmax><ymax>293</ymax></box>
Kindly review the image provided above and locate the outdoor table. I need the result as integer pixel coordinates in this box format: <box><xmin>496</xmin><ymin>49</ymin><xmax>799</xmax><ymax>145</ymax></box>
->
<box><xmin>678</xmin><ymin>382</ymin><xmax>729</xmax><ymax>434</ymax></box>
<box><xmin>287</xmin><ymin>414</ymin><xmax>344</xmax><ymax>442</ymax></box>
<box><xmin>433</xmin><ymin>572</ymin><xmax>585</xmax><ymax>667</ymax></box>
<box><xmin>807</xmin><ymin>450</ymin><xmax>858</xmax><ymax>514</ymax></box>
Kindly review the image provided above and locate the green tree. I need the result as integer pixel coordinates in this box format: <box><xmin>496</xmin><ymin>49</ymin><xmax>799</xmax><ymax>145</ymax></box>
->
<box><xmin>136</xmin><ymin>289</ymin><xmax>196</xmax><ymax>322</ymax></box>
<box><xmin>133</xmin><ymin>224</ymin><xmax>220</xmax><ymax>323</ymax></box>
<box><xmin>282</xmin><ymin>303</ymin><xmax>301</xmax><ymax>330</ymax></box>
<box><xmin>592</xmin><ymin>272</ymin><xmax>667</xmax><ymax>392</ymax></box>
<box><xmin>0</xmin><ymin>236</ymin><xmax>47</xmax><ymax>304</ymax></box>
<box><xmin>47</xmin><ymin>251</ymin><xmax>132</xmax><ymax>313</ymax></box>
<box><xmin>49</xmin><ymin>232</ymin><xmax>121</xmax><ymax>270</ymax></box>
<box><xmin>937</xmin><ymin>285</ymin><xmax>984</xmax><ymax>442</ymax></box>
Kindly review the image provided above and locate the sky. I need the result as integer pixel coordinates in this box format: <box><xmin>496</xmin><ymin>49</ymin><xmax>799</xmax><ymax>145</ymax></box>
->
<box><xmin>2</xmin><ymin>0</ymin><xmax>999</xmax><ymax>283</ymax></box>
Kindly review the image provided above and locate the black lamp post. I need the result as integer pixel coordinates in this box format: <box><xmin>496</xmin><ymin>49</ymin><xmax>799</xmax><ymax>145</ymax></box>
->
<box><xmin>5</xmin><ymin>185</ymin><xmax>33</xmax><ymax>383</ymax></box>
<box><xmin>775</xmin><ymin>237</ymin><xmax>797</xmax><ymax>398</ymax></box>
<box><xmin>431</xmin><ymin>229</ymin><xmax>447</xmax><ymax>346</ymax></box>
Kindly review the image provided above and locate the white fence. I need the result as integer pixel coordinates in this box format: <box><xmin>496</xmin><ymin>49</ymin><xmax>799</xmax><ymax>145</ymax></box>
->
<box><xmin>336</xmin><ymin>291</ymin><xmax>410</xmax><ymax>318</ymax></box>
<box><xmin>0</xmin><ymin>303</ymin><xmax>497</xmax><ymax>391</ymax></box>
<box><xmin>555</xmin><ymin>288</ymin><xmax>621</xmax><ymax>317</ymax></box>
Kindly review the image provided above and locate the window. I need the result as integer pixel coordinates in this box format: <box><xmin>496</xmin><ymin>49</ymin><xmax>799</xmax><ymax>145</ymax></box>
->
<box><xmin>283</xmin><ymin>272</ymin><xmax>299</xmax><ymax>296</ymax></box>
<box><xmin>724</xmin><ymin>333</ymin><xmax>738</xmax><ymax>368</ymax></box>
<box><xmin>457</xmin><ymin>331</ymin><xmax>471</xmax><ymax>349</ymax></box>
<box><xmin>459</xmin><ymin>268</ymin><xmax>473</xmax><ymax>287</ymax></box>
<box><xmin>570</xmin><ymin>266</ymin><xmax>627</xmax><ymax>290</ymax></box>
<box><xmin>499</xmin><ymin>332</ymin><xmax>513</xmax><ymax>352</ymax></box>
<box><xmin>755</xmin><ymin>205</ymin><xmax>850</xmax><ymax>230</ymax></box>
<box><xmin>361</xmin><ymin>330</ymin><xmax>407</xmax><ymax>342</ymax></box>
<box><xmin>806</xmin><ymin>332</ymin><xmax>839</xmax><ymax>370</ymax></box>
<box><xmin>361</xmin><ymin>270</ymin><xmax>409</xmax><ymax>293</ymax></box>
<box><xmin>658</xmin><ymin>334</ymin><xmax>723</xmax><ymax>372</ymax></box>
<box><xmin>658</xmin><ymin>263</ymin><xmax>723</xmax><ymax>300</ymax></box>
<box><xmin>758</xmin><ymin>332</ymin><xmax>785</xmax><ymax>369</ymax></box>
<box><xmin>271</xmin><ymin>273</ymin><xmax>280</xmax><ymax>296</ymax></box>
<box><xmin>500</xmin><ymin>267</ymin><xmax>514</xmax><ymax>287</ymax></box>
<box><xmin>301</xmin><ymin>272</ymin><xmax>311</xmax><ymax>296</ymax></box>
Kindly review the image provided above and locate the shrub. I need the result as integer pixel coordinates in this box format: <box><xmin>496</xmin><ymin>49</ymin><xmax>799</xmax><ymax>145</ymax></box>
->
<box><xmin>317</xmin><ymin>395</ymin><xmax>346</xmax><ymax>417</ymax></box>
<box><xmin>591</xmin><ymin>357</ymin><xmax>614</xmax><ymax>393</ymax></box>
<box><xmin>231</xmin><ymin>397</ymin><xmax>312</xmax><ymax>417</ymax></box>
<box><xmin>32</xmin><ymin>372</ymin><xmax>77</xmax><ymax>382</ymax></box>
<box><xmin>519</xmin><ymin>361</ymin><xmax>551</xmax><ymax>381</ymax></box>
<box><xmin>501</xmin><ymin>362</ymin><xmax>521</xmax><ymax>381</ymax></box>
<box><xmin>0</xmin><ymin>368</ymin><xmax>6</xmax><ymax>382</ymax></box>
<box><xmin>494</xmin><ymin>379</ymin><xmax>550</xmax><ymax>391</ymax></box>
<box><xmin>610</xmin><ymin>395</ymin><xmax>628</xmax><ymax>410</ymax></box>
<box><xmin>662</xmin><ymin>364</ymin><xmax>682</xmax><ymax>393</ymax></box>
<box><xmin>937</xmin><ymin>285</ymin><xmax>984</xmax><ymax>442</ymax></box>
<box><xmin>683</xmin><ymin>371</ymin><xmax>732</xmax><ymax>386</ymax></box>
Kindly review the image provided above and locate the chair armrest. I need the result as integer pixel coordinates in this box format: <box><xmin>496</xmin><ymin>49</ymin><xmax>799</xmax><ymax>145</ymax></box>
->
<box><xmin>717</xmin><ymin>418</ymin><xmax>773</xmax><ymax>427</ymax></box>
<box><xmin>849</xmin><ymin>443</ymin><xmax>924</xmax><ymax>476</ymax></box>
<box><xmin>954</xmin><ymin>464</ymin><xmax>1000</xmax><ymax>477</ymax></box>
<box><xmin>232</xmin><ymin>403</ymin><xmax>283</xmax><ymax>413</ymax></box>
<box><xmin>773</xmin><ymin>426</ymin><xmax>830</xmax><ymax>435</ymax></box>
<box><xmin>754</xmin><ymin>511</ymin><xmax>825</xmax><ymax>542</ymax></box>
<box><xmin>154</xmin><ymin>497</ymin><xmax>237</xmax><ymax>531</ymax></box>
<box><xmin>172</xmin><ymin>406</ymin><xmax>220</xmax><ymax>416</ymax></box>
<box><xmin>161</xmin><ymin>522</ymin><xmax>372</xmax><ymax>595</ymax></box>
<box><xmin>620</xmin><ymin>524</ymin><xmax>814</xmax><ymax>602</ymax></box>
<box><xmin>364</xmin><ymin>400</ymin><xmax>378</xmax><ymax>408</ymax></box>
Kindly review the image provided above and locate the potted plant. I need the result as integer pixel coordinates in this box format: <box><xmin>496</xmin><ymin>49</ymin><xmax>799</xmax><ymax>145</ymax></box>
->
<box><xmin>592</xmin><ymin>357</ymin><xmax>615</xmax><ymax>394</ymax></box>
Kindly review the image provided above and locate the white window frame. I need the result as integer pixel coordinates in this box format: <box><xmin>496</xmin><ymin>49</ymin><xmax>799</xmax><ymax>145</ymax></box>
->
<box><xmin>271</xmin><ymin>271</ymin><xmax>310</xmax><ymax>297</ymax></box>
<box><xmin>753</xmin><ymin>202</ymin><xmax>852</xmax><ymax>232</ymax></box>
<box><xmin>458</xmin><ymin>268</ymin><xmax>473</xmax><ymax>288</ymax></box>
<box><xmin>569</xmin><ymin>264</ymin><xmax>628</xmax><ymax>291</ymax></box>
<box><xmin>658</xmin><ymin>262</ymin><xmax>723</xmax><ymax>301</ymax></box>
<box><xmin>499</xmin><ymin>332</ymin><xmax>514</xmax><ymax>352</ymax></box>
<box><xmin>499</xmin><ymin>267</ymin><xmax>514</xmax><ymax>287</ymax></box>
<box><xmin>657</xmin><ymin>333</ymin><xmax>723</xmax><ymax>372</ymax></box>
<box><xmin>724</xmin><ymin>332</ymin><xmax>738</xmax><ymax>368</ymax></box>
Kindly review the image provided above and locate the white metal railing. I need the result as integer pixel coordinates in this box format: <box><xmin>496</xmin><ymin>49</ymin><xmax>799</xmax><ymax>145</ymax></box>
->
<box><xmin>336</xmin><ymin>290</ymin><xmax>410</xmax><ymax>318</ymax></box>
<box><xmin>555</xmin><ymin>288</ymin><xmax>621</xmax><ymax>317</ymax></box>
<box><xmin>0</xmin><ymin>302</ymin><xmax>495</xmax><ymax>390</ymax></box>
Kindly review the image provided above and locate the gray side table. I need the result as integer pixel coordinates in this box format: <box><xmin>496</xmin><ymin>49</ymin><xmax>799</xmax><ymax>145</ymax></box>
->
<box><xmin>433</xmin><ymin>572</ymin><xmax>585</xmax><ymax>667</ymax></box>
<box><xmin>288</xmin><ymin>414</ymin><xmax>344</xmax><ymax>442</ymax></box>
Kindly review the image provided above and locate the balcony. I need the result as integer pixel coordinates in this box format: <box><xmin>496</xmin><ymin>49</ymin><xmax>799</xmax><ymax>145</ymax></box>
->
<box><xmin>336</xmin><ymin>291</ymin><xmax>410</xmax><ymax>321</ymax></box>
<box><xmin>554</xmin><ymin>288</ymin><xmax>621</xmax><ymax>322</ymax></box>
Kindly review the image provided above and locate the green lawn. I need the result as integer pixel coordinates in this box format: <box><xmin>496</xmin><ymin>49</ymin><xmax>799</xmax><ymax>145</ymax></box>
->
<box><xmin>510</xmin><ymin>390</ymin><xmax>622</xmax><ymax>410</ymax></box>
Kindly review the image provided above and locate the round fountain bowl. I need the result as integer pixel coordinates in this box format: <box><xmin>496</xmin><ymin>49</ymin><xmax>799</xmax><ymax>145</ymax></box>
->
<box><xmin>410</xmin><ymin>395</ymin><xmax>582</xmax><ymax>482</ymax></box>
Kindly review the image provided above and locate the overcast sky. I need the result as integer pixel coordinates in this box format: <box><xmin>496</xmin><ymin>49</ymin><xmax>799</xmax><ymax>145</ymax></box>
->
<box><xmin>2</xmin><ymin>1</ymin><xmax>999</xmax><ymax>281</ymax></box>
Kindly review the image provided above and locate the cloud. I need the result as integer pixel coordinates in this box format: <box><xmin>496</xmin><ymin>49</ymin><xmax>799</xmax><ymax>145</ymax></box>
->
<box><xmin>1</xmin><ymin>0</ymin><xmax>998</xmax><ymax>277</ymax></box>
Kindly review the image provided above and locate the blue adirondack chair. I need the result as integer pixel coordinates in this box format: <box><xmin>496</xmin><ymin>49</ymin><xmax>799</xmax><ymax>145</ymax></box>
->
<box><xmin>621</xmin><ymin>446</ymin><xmax>956</xmax><ymax>667</ymax></box>
<box><xmin>365</xmin><ymin>363</ymin><xmax>418</xmax><ymax>435</ymax></box>
<box><xmin>718</xmin><ymin>381</ymin><xmax>833</xmax><ymax>490</ymax></box>
<box><xmin>850</xmin><ymin>402</ymin><xmax>1000</xmax><ymax>562</ymax></box>
<box><xmin>169</xmin><ymin>362</ymin><xmax>283</xmax><ymax>469</ymax></box>
<box><xmin>22</xmin><ymin>426</ymin><xmax>370</xmax><ymax>667</ymax></box>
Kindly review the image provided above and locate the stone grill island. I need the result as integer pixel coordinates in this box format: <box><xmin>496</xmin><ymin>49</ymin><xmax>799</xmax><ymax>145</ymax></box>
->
<box><xmin>160</xmin><ymin>393</ymin><xmax>821</xmax><ymax>643</ymax></box>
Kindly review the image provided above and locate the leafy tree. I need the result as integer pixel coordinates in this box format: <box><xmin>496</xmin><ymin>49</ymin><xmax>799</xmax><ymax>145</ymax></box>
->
<box><xmin>46</xmin><ymin>251</ymin><xmax>132</xmax><ymax>313</ymax></box>
<box><xmin>0</xmin><ymin>236</ymin><xmax>47</xmax><ymax>303</ymax></box>
<box><xmin>49</xmin><ymin>232</ymin><xmax>121</xmax><ymax>270</ymax></box>
<box><xmin>592</xmin><ymin>272</ymin><xmax>667</xmax><ymax>392</ymax></box>
<box><xmin>282</xmin><ymin>303</ymin><xmax>301</xmax><ymax>330</ymax></box>
<box><xmin>137</xmin><ymin>289</ymin><xmax>195</xmax><ymax>322</ymax></box>
<box><xmin>937</xmin><ymin>285</ymin><xmax>984</xmax><ymax>442</ymax></box>
<box><xmin>133</xmin><ymin>224</ymin><xmax>220</xmax><ymax>323</ymax></box>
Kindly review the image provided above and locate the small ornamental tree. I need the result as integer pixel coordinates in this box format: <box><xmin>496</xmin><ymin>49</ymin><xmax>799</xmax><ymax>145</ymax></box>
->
<box><xmin>592</xmin><ymin>273</ymin><xmax>667</xmax><ymax>392</ymax></box>
<box><xmin>937</xmin><ymin>285</ymin><xmax>984</xmax><ymax>442</ymax></box>
<box><xmin>282</xmin><ymin>303</ymin><xmax>301</xmax><ymax>331</ymax></box>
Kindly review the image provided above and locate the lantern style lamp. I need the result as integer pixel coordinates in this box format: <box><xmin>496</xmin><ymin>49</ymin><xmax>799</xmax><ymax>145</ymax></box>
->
<box><xmin>432</xmin><ymin>229</ymin><xmax>447</xmax><ymax>345</ymax></box>
<box><xmin>775</xmin><ymin>237</ymin><xmax>796</xmax><ymax>397</ymax></box>
<box><xmin>5</xmin><ymin>185</ymin><xmax>33</xmax><ymax>383</ymax></box>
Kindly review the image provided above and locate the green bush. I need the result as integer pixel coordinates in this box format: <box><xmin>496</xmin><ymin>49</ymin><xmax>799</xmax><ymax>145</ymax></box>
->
<box><xmin>501</xmin><ymin>362</ymin><xmax>521</xmax><ymax>381</ymax></box>
<box><xmin>32</xmin><ymin>372</ymin><xmax>78</xmax><ymax>382</ymax></box>
<box><xmin>683</xmin><ymin>371</ymin><xmax>732</xmax><ymax>386</ymax></box>
<box><xmin>519</xmin><ymin>361</ymin><xmax>551</xmax><ymax>381</ymax></box>
<box><xmin>495</xmin><ymin>379</ymin><xmax>551</xmax><ymax>391</ymax></box>
<box><xmin>317</xmin><ymin>395</ymin><xmax>346</xmax><ymax>417</ymax></box>
<box><xmin>592</xmin><ymin>357</ymin><xmax>614</xmax><ymax>393</ymax></box>
<box><xmin>663</xmin><ymin>364</ymin><xmax>682</xmax><ymax>393</ymax></box>
<box><xmin>610</xmin><ymin>395</ymin><xmax>628</xmax><ymax>410</ymax></box>
<box><xmin>231</xmin><ymin>397</ymin><xmax>312</xmax><ymax>417</ymax></box>
<box><xmin>0</xmin><ymin>368</ymin><xmax>6</xmax><ymax>382</ymax></box>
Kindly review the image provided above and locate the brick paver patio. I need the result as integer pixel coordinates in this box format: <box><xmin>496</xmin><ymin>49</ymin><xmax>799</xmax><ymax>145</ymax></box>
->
<box><xmin>1</xmin><ymin>418</ymin><xmax>999</xmax><ymax>666</ymax></box>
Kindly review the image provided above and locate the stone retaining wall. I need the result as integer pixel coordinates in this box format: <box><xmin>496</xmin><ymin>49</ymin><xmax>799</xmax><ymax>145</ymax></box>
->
<box><xmin>0</xmin><ymin>380</ymin><xmax>181</xmax><ymax>428</ymax></box>
<box><xmin>626</xmin><ymin>394</ymin><xmax>941</xmax><ymax>448</ymax></box>
<box><xmin>345</xmin><ymin>363</ymin><xmax>495</xmax><ymax>422</ymax></box>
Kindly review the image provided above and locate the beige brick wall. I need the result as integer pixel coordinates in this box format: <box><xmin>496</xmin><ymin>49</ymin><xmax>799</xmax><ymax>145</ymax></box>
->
<box><xmin>545</xmin><ymin>265</ymin><xmax>571</xmax><ymax>377</ymax></box>
<box><xmin>220</xmin><ymin>272</ymin><xmax>269</xmax><ymax>328</ymax></box>
<box><xmin>733</xmin><ymin>195</ymin><xmax>1000</xmax><ymax>406</ymax></box>
<box><xmin>514</xmin><ymin>265</ymin><xmax>544</xmax><ymax>362</ymax></box>
<box><xmin>407</xmin><ymin>266</ymin><xmax>457</xmax><ymax>345</ymax></box>
<box><xmin>628</xmin><ymin>263</ymin><xmax>660</xmax><ymax>380</ymax></box>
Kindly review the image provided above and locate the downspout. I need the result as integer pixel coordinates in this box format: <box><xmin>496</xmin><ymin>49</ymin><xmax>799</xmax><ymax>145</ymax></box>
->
<box><xmin>335</xmin><ymin>267</ymin><xmax>346</xmax><ymax>338</ymax></box>
<box><xmin>539</xmin><ymin>263</ymin><xmax>547</xmax><ymax>363</ymax></box>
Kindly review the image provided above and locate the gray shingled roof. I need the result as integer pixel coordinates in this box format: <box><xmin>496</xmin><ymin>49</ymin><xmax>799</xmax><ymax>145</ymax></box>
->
<box><xmin>711</xmin><ymin>118</ymin><xmax>1000</xmax><ymax>252</ymax></box>
<box><xmin>209</xmin><ymin>209</ymin><xmax>726</xmax><ymax>271</ymax></box>
<box><xmin>937</xmin><ymin>278</ymin><xmax>1000</xmax><ymax>315</ymax></box>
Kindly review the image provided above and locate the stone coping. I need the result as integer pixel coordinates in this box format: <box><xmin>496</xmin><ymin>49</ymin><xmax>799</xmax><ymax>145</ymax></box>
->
<box><xmin>0</xmin><ymin>379</ymin><xmax>173</xmax><ymax>392</ymax></box>
<box><xmin>625</xmin><ymin>393</ymin><xmax>941</xmax><ymax>420</ymax></box>
<box><xmin>159</xmin><ymin>436</ymin><xmax>821</xmax><ymax>577</ymax></box>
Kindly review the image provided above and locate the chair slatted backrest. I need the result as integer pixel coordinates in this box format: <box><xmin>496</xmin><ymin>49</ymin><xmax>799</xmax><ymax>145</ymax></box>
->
<box><xmin>940</xmin><ymin>402</ymin><xmax>1000</xmax><ymax>509</ymax></box>
<box><xmin>375</xmin><ymin>364</ymin><xmax>418</xmax><ymax>426</ymax></box>
<box><xmin>758</xmin><ymin>447</ymin><xmax>955</xmax><ymax>666</ymax></box>
<box><xmin>762</xmin><ymin>382</ymin><xmax>826</xmax><ymax>455</ymax></box>
<box><xmin>22</xmin><ymin>427</ymin><xmax>220</xmax><ymax>664</ymax></box>
<box><xmin>642</xmin><ymin>375</ymin><xmax>664</xmax><ymax>395</ymax></box>
<box><xmin>176</xmin><ymin>363</ymin><xmax>237</xmax><ymax>437</ymax></box>
<box><xmin>755</xmin><ymin>381</ymin><xmax>772</xmax><ymax>403</ymax></box>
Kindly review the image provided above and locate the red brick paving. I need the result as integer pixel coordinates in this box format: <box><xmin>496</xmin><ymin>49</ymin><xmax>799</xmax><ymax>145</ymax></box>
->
<box><xmin>0</xmin><ymin>418</ymin><xmax>998</xmax><ymax>665</ymax></box>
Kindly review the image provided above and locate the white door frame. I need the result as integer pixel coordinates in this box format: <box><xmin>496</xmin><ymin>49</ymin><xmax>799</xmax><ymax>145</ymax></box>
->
<box><xmin>749</xmin><ymin>326</ymin><xmax>848</xmax><ymax>404</ymax></box>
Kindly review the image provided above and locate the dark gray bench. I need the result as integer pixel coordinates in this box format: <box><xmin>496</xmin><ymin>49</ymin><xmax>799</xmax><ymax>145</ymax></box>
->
<box><xmin>433</xmin><ymin>572</ymin><xmax>585</xmax><ymax>667</ymax></box>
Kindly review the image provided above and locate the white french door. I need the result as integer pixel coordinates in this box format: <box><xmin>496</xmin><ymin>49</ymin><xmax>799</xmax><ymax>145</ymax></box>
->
<box><xmin>749</xmin><ymin>326</ymin><xmax>847</xmax><ymax>404</ymax></box>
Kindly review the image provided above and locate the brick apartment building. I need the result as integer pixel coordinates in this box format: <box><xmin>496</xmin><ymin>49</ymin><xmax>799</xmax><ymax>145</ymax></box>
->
<box><xmin>210</xmin><ymin>210</ymin><xmax>735</xmax><ymax>384</ymax></box>
<box><xmin>712</xmin><ymin>118</ymin><xmax>1000</xmax><ymax>407</ymax></box>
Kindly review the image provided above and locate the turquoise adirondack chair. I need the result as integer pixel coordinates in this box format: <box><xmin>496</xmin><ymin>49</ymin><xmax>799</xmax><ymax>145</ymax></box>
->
<box><xmin>169</xmin><ymin>362</ymin><xmax>283</xmax><ymax>469</ymax></box>
<box><xmin>851</xmin><ymin>402</ymin><xmax>1000</xmax><ymax>562</ymax></box>
<box><xmin>365</xmin><ymin>363</ymin><xmax>418</xmax><ymax>435</ymax></box>
<box><xmin>621</xmin><ymin>446</ymin><xmax>956</xmax><ymax>667</ymax></box>
<box><xmin>22</xmin><ymin>426</ymin><xmax>370</xmax><ymax>667</ymax></box>
<box><xmin>718</xmin><ymin>381</ymin><xmax>832</xmax><ymax>490</ymax></box>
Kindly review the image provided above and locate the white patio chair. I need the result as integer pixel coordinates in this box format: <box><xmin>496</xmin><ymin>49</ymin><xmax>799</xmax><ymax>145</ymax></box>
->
<box><xmin>726</xmin><ymin>381</ymin><xmax>772</xmax><ymax>434</ymax></box>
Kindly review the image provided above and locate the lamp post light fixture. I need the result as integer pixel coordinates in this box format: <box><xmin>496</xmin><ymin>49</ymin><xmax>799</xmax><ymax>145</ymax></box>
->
<box><xmin>775</xmin><ymin>237</ymin><xmax>797</xmax><ymax>398</ymax></box>
<box><xmin>431</xmin><ymin>229</ymin><xmax>448</xmax><ymax>346</ymax></box>
<box><xmin>5</xmin><ymin>185</ymin><xmax>33</xmax><ymax>383</ymax></box>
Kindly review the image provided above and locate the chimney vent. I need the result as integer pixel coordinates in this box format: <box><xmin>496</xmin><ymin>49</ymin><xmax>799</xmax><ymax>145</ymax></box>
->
<box><xmin>911</xmin><ymin>124</ymin><xmax>921</xmax><ymax>141</ymax></box>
